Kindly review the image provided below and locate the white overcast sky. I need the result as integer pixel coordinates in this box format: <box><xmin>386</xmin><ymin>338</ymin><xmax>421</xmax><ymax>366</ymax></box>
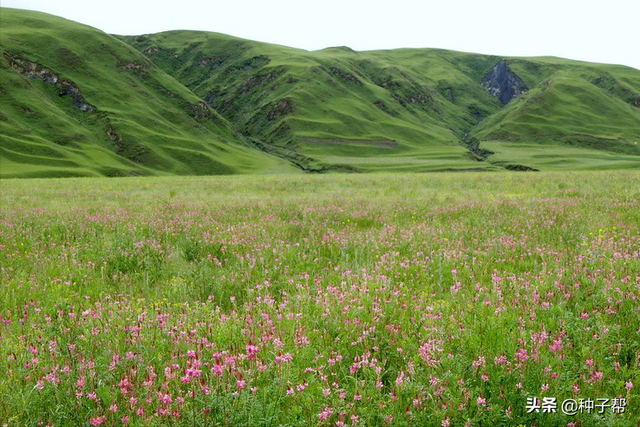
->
<box><xmin>3</xmin><ymin>0</ymin><xmax>640</xmax><ymax>71</ymax></box>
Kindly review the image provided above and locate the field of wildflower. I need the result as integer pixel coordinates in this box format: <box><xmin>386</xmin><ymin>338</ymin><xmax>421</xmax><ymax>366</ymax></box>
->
<box><xmin>1</xmin><ymin>172</ymin><xmax>639</xmax><ymax>427</ymax></box>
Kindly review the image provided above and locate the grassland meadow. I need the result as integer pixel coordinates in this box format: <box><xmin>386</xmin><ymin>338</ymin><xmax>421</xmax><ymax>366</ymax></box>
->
<box><xmin>1</xmin><ymin>172</ymin><xmax>639</xmax><ymax>426</ymax></box>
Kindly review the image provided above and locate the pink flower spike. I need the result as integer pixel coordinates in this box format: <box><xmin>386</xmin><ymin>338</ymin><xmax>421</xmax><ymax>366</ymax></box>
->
<box><xmin>89</xmin><ymin>416</ymin><xmax>106</xmax><ymax>426</ymax></box>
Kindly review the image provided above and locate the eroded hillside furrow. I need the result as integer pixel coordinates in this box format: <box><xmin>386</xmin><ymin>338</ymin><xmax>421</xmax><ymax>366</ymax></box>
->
<box><xmin>5</xmin><ymin>53</ymin><xmax>96</xmax><ymax>112</ymax></box>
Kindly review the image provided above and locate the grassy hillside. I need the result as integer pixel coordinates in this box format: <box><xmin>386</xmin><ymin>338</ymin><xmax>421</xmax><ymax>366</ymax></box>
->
<box><xmin>0</xmin><ymin>8</ymin><xmax>295</xmax><ymax>178</ymax></box>
<box><xmin>470</xmin><ymin>59</ymin><xmax>640</xmax><ymax>169</ymax></box>
<box><xmin>122</xmin><ymin>32</ymin><xmax>504</xmax><ymax>172</ymax></box>
<box><xmin>2</xmin><ymin>8</ymin><xmax>640</xmax><ymax>176</ymax></box>
<box><xmin>122</xmin><ymin>31</ymin><xmax>640</xmax><ymax>172</ymax></box>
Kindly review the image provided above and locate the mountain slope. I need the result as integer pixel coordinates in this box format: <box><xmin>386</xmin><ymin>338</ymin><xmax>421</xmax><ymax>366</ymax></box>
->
<box><xmin>1</xmin><ymin>8</ymin><xmax>640</xmax><ymax>177</ymax></box>
<box><xmin>122</xmin><ymin>32</ymin><xmax>505</xmax><ymax>172</ymax></box>
<box><xmin>469</xmin><ymin>58</ymin><xmax>640</xmax><ymax>169</ymax></box>
<box><xmin>122</xmin><ymin>31</ymin><xmax>640</xmax><ymax>172</ymax></box>
<box><xmin>0</xmin><ymin>8</ymin><xmax>295</xmax><ymax>178</ymax></box>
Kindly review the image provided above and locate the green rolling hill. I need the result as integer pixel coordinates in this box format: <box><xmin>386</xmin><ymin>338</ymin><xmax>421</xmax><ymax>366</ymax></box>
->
<box><xmin>0</xmin><ymin>8</ymin><xmax>295</xmax><ymax>178</ymax></box>
<box><xmin>1</xmin><ymin>8</ymin><xmax>639</xmax><ymax>177</ymax></box>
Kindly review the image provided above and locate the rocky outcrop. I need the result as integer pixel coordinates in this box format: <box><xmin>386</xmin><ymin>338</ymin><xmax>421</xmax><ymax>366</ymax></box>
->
<box><xmin>330</xmin><ymin>67</ymin><xmax>363</xmax><ymax>86</ymax></box>
<box><xmin>268</xmin><ymin>98</ymin><xmax>295</xmax><ymax>121</ymax></box>
<box><xmin>5</xmin><ymin>53</ymin><xmax>96</xmax><ymax>112</ymax></box>
<box><xmin>57</xmin><ymin>83</ymin><xmax>95</xmax><ymax>112</ymax></box>
<box><xmin>188</xmin><ymin>101</ymin><xmax>219</xmax><ymax>121</ymax></box>
<box><xmin>240</xmin><ymin>69</ymin><xmax>284</xmax><ymax>94</ymax></box>
<box><xmin>483</xmin><ymin>61</ymin><xmax>528</xmax><ymax>105</ymax></box>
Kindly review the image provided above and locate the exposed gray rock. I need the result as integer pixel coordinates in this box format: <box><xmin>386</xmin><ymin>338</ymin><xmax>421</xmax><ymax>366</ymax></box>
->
<box><xmin>483</xmin><ymin>61</ymin><xmax>528</xmax><ymax>105</ymax></box>
<box><xmin>57</xmin><ymin>83</ymin><xmax>95</xmax><ymax>112</ymax></box>
<box><xmin>5</xmin><ymin>53</ymin><xmax>96</xmax><ymax>112</ymax></box>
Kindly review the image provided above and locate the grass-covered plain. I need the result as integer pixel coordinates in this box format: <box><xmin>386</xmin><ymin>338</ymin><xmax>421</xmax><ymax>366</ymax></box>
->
<box><xmin>480</xmin><ymin>142</ymin><xmax>640</xmax><ymax>171</ymax></box>
<box><xmin>1</xmin><ymin>172</ymin><xmax>639</xmax><ymax>427</ymax></box>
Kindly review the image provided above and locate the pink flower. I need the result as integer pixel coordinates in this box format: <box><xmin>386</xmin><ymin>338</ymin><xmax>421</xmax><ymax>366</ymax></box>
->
<box><xmin>275</xmin><ymin>353</ymin><xmax>293</xmax><ymax>364</ymax></box>
<box><xmin>159</xmin><ymin>393</ymin><xmax>172</xmax><ymax>404</ymax></box>
<box><xmin>109</xmin><ymin>404</ymin><xmax>118</xmax><ymax>412</ymax></box>
<box><xmin>212</xmin><ymin>363</ymin><xmax>224</xmax><ymax>377</ymax></box>
<box><xmin>318</xmin><ymin>406</ymin><xmax>333</xmax><ymax>421</ymax></box>
<box><xmin>246</xmin><ymin>344</ymin><xmax>259</xmax><ymax>360</ymax></box>
<box><xmin>514</xmin><ymin>348</ymin><xmax>529</xmax><ymax>363</ymax></box>
<box><xmin>625</xmin><ymin>380</ymin><xmax>634</xmax><ymax>390</ymax></box>
<box><xmin>589</xmin><ymin>371</ymin><xmax>603</xmax><ymax>383</ymax></box>
<box><xmin>89</xmin><ymin>416</ymin><xmax>106</xmax><ymax>426</ymax></box>
<box><xmin>395</xmin><ymin>370</ymin><xmax>407</xmax><ymax>386</ymax></box>
<box><xmin>549</xmin><ymin>338</ymin><xmax>563</xmax><ymax>352</ymax></box>
<box><xmin>477</xmin><ymin>395</ymin><xmax>486</xmax><ymax>406</ymax></box>
<box><xmin>472</xmin><ymin>356</ymin><xmax>485</xmax><ymax>368</ymax></box>
<box><xmin>494</xmin><ymin>354</ymin><xmax>508</xmax><ymax>365</ymax></box>
<box><xmin>236</xmin><ymin>379</ymin><xmax>246</xmax><ymax>390</ymax></box>
<box><xmin>186</xmin><ymin>367</ymin><xmax>202</xmax><ymax>378</ymax></box>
